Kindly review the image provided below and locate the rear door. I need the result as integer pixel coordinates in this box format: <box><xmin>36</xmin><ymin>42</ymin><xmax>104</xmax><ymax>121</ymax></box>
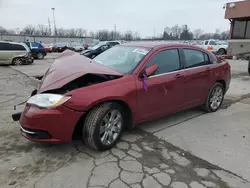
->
<box><xmin>136</xmin><ymin>48</ymin><xmax>186</xmax><ymax>122</ymax></box>
<box><xmin>180</xmin><ymin>48</ymin><xmax>213</xmax><ymax>107</ymax></box>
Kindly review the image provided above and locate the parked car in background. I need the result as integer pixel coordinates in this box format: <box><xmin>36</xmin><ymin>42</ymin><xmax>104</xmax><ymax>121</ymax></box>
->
<box><xmin>80</xmin><ymin>41</ymin><xmax>112</xmax><ymax>58</ymax></box>
<box><xmin>199</xmin><ymin>40</ymin><xmax>228</xmax><ymax>55</ymax></box>
<box><xmin>12</xmin><ymin>42</ymin><xmax>231</xmax><ymax>151</ymax></box>
<box><xmin>0</xmin><ymin>41</ymin><xmax>33</xmax><ymax>65</ymax></box>
<box><xmin>68</xmin><ymin>43</ymin><xmax>88</xmax><ymax>52</ymax></box>
<box><xmin>52</xmin><ymin>43</ymin><xmax>68</xmax><ymax>53</ymax></box>
<box><xmin>25</xmin><ymin>42</ymin><xmax>47</xmax><ymax>59</ymax></box>
<box><xmin>43</xmin><ymin>44</ymin><xmax>53</xmax><ymax>53</ymax></box>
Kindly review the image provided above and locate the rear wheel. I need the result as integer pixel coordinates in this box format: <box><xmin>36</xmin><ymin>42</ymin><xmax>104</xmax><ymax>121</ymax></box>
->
<box><xmin>203</xmin><ymin>83</ymin><xmax>224</xmax><ymax>112</ymax></box>
<box><xmin>83</xmin><ymin>102</ymin><xmax>125</xmax><ymax>151</ymax></box>
<box><xmin>12</xmin><ymin>58</ymin><xmax>23</xmax><ymax>65</ymax></box>
<box><xmin>218</xmin><ymin>48</ymin><xmax>226</xmax><ymax>55</ymax></box>
<box><xmin>37</xmin><ymin>52</ymin><xmax>44</xmax><ymax>59</ymax></box>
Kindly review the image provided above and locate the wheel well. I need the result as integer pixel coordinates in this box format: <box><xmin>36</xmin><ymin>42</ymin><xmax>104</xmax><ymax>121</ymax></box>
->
<box><xmin>216</xmin><ymin>80</ymin><xmax>226</xmax><ymax>93</ymax></box>
<box><xmin>71</xmin><ymin>100</ymin><xmax>133</xmax><ymax>140</ymax></box>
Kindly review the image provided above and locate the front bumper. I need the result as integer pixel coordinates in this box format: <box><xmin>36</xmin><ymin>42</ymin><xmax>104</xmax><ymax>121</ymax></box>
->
<box><xmin>14</xmin><ymin>104</ymin><xmax>84</xmax><ymax>144</ymax></box>
<box><xmin>20</xmin><ymin>56</ymin><xmax>34</xmax><ymax>65</ymax></box>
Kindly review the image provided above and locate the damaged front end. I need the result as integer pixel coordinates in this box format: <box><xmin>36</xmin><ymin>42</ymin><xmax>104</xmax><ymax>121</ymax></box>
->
<box><xmin>43</xmin><ymin>73</ymin><xmax>122</xmax><ymax>95</ymax></box>
<box><xmin>12</xmin><ymin>51</ymin><xmax>123</xmax><ymax>122</ymax></box>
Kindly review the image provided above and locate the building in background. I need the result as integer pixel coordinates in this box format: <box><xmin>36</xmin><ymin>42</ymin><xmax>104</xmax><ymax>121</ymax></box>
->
<box><xmin>225</xmin><ymin>0</ymin><xmax>250</xmax><ymax>59</ymax></box>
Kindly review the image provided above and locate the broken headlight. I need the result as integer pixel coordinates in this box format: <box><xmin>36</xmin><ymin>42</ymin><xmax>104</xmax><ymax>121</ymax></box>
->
<box><xmin>27</xmin><ymin>94</ymin><xmax>71</xmax><ymax>109</ymax></box>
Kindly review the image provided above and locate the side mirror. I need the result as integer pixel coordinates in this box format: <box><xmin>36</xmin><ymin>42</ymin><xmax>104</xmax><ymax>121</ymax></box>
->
<box><xmin>144</xmin><ymin>64</ymin><xmax>158</xmax><ymax>77</ymax></box>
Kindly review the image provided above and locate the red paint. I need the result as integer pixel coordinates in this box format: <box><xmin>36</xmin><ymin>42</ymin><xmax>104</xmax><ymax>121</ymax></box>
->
<box><xmin>19</xmin><ymin>43</ymin><xmax>231</xmax><ymax>144</ymax></box>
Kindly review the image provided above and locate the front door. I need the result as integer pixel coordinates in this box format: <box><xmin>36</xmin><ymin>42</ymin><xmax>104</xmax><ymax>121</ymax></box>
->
<box><xmin>136</xmin><ymin>48</ymin><xmax>185</xmax><ymax>122</ymax></box>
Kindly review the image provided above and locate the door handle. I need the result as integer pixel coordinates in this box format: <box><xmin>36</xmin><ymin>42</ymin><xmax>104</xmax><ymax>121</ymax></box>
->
<box><xmin>174</xmin><ymin>73</ymin><xmax>184</xmax><ymax>79</ymax></box>
<box><xmin>205</xmin><ymin>68</ymin><xmax>211</xmax><ymax>72</ymax></box>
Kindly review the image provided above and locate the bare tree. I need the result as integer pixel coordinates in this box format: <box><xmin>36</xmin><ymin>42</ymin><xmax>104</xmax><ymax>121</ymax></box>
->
<box><xmin>56</xmin><ymin>28</ymin><xmax>67</xmax><ymax>36</ymax></box>
<box><xmin>123</xmin><ymin>30</ymin><xmax>133</xmax><ymax>41</ymax></box>
<box><xmin>0</xmin><ymin>26</ymin><xmax>7</xmax><ymax>34</ymax></box>
<box><xmin>193</xmin><ymin>29</ymin><xmax>204</xmax><ymax>39</ymax></box>
<box><xmin>67</xmin><ymin>28</ymin><xmax>77</xmax><ymax>37</ymax></box>
<box><xmin>76</xmin><ymin>28</ymin><xmax>87</xmax><ymax>37</ymax></box>
<box><xmin>22</xmin><ymin>25</ymin><xmax>36</xmax><ymax>35</ymax></box>
<box><xmin>14</xmin><ymin>28</ymin><xmax>21</xmax><ymax>34</ymax></box>
<box><xmin>36</xmin><ymin>24</ymin><xmax>50</xmax><ymax>36</ymax></box>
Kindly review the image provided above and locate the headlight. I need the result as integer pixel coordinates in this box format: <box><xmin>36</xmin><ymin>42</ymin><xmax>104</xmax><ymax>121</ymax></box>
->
<box><xmin>27</xmin><ymin>94</ymin><xmax>71</xmax><ymax>109</ymax></box>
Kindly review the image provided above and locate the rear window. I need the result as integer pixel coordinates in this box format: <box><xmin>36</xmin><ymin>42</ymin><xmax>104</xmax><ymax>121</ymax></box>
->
<box><xmin>31</xmin><ymin>42</ymin><xmax>44</xmax><ymax>48</ymax></box>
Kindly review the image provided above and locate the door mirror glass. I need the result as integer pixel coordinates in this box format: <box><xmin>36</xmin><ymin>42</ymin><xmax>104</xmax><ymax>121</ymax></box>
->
<box><xmin>145</xmin><ymin>64</ymin><xmax>158</xmax><ymax>77</ymax></box>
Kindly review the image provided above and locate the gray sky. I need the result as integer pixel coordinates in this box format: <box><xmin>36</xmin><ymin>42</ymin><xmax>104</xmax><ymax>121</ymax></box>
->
<box><xmin>0</xmin><ymin>0</ymin><xmax>240</xmax><ymax>37</ymax></box>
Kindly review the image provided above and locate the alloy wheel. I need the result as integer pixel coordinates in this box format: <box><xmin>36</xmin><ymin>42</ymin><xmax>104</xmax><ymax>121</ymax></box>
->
<box><xmin>100</xmin><ymin>109</ymin><xmax>122</xmax><ymax>146</ymax></box>
<box><xmin>13</xmin><ymin>58</ymin><xmax>22</xmax><ymax>65</ymax></box>
<box><xmin>209</xmin><ymin>86</ymin><xmax>223</xmax><ymax>110</ymax></box>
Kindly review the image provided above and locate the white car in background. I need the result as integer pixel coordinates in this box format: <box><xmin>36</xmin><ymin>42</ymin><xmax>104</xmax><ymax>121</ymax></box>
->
<box><xmin>199</xmin><ymin>39</ymin><xmax>228</xmax><ymax>55</ymax></box>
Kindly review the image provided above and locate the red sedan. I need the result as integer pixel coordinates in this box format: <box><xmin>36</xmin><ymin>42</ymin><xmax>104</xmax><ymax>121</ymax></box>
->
<box><xmin>12</xmin><ymin>42</ymin><xmax>231</xmax><ymax>151</ymax></box>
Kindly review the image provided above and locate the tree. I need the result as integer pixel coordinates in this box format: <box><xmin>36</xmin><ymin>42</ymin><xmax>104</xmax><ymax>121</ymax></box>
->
<box><xmin>193</xmin><ymin>29</ymin><xmax>204</xmax><ymax>39</ymax></box>
<box><xmin>162</xmin><ymin>31</ymin><xmax>170</xmax><ymax>40</ymax></box>
<box><xmin>36</xmin><ymin>24</ymin><xmax>50</xmax><ymax>36</ymax></box>
<box><xmin>180</xmin><ymin>25</ymin><xmax>193</xmax><ymax>40</ymax></box>
<box><xmin>123</xmin><ymin>30</ymin><xmax>133</xmax><ymax>41</ymax></box>
<box><xmin>0</xmin><ymin>26</ymin><xmax>7</xmax><ymax>34</ymax></box>
<box><xmin>22</xmin><ymin>25</ymin><xmax>36</xmax><ymax>35</ymax></box>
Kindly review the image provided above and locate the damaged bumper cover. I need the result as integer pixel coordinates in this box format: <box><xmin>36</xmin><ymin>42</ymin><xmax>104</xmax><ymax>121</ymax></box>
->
<box><xmin>14</xmin><ymin>104</ymin><xmax>84</xmax><ymax>144</ymax></box>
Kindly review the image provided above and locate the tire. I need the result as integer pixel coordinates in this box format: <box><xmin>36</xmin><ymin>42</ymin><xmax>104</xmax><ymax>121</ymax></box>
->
<box><xmin>12</xmin><ymin>58</ymin><xmax>23</xmax><ymax>65</ymax></box>
<box><xmin>83</xmin><ymin>102</ymin><xmax>125</xmax><ymax>151</ymax></box>
<box><xmin>203</xmin><ymin>82</ymin><xmax>224</xmax><ymax>113</ymax></box>
<box><xmin>217</xmin><ymin>48</ymin><xmax>226</xmax><ymax>55</ymax></box>
<box><xmin>37</xmin><ymin>52</ymin><xmax>44</xmax><ymax>59</ymax></box>
<box><xmin>248</xmin><ymin>59</ymin><xmax>250</xmax><ymax>74</ymax></box>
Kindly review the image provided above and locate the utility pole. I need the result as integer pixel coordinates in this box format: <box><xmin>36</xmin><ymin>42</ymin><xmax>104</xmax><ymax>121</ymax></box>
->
<box><xmin>51</xmin><ymin>8</ymin><xmax>57</xmax><ymax>36</ymax></box>
<box><xmin>114</xmin><ymin>24</ymin><xmax>116</xmax><ymax>40</ymax></box>
<box><xmin>48</xmin><ymin>17</ymin><xmax>52</xmax><ymax>36</ymax></box>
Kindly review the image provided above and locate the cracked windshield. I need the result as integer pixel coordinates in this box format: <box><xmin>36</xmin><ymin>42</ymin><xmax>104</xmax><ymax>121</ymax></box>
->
<box><xmin>0</xmin><ymin>0</ymin><xmax>250</xmax><ymax>188</ymax></box>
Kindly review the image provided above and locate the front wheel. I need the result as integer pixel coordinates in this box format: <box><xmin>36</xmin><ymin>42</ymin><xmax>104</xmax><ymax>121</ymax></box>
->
<box><xmin>203</xmin><ymin>83</ymin><xmax>224</xmax><ymax>112</ymax></box>
<box><xmin>83</xmin><ymin>102</ymin><xmax>125</xmax><ymax>151</ymax></box>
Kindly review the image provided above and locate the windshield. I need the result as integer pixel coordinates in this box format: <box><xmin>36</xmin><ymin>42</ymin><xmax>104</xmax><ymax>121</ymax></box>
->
<box><xmin>94</xmin><ymin>46</ymin><xmax>151</xmax><ymax>74</ymax></box>
<box><xmin>89</xmin><ymin>42</ymin><xmax>106</xmax><ymax>50</ymax></box>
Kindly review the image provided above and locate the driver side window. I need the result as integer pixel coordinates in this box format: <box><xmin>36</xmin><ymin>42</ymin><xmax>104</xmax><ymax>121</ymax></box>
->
<box><xmin>147</xmin><ymin>49</ymin><xmax>181</xmax><ymax>75</ymax></box>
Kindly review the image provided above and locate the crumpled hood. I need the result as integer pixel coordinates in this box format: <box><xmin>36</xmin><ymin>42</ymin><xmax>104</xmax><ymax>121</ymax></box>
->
<box><xmin>38</xmin><ymin>50</ymin><xmax>123</xmax><ymax>93</ymax></box>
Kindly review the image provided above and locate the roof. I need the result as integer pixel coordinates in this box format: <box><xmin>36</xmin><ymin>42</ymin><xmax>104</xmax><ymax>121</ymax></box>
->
<box><xmin>225</xmin><ymin>0</ymin><xmax>250</xmax><ymax>19</ymax></box>
<box><xmin>0</xmin><ymin>41</ymin><xmax>24</xmax><ymax>45</ymax></box>
<box><xmin>121</xmin><ymin>41</ymin><xmax>203</xmax><ymax>50</ymax></box>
